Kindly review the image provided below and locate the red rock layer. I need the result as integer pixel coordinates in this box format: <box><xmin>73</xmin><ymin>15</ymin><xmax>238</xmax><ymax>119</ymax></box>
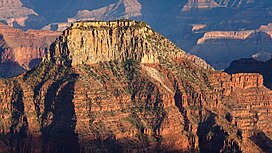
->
<box><xmin>0</xmin><ymin>20</ymin><xmax>270</xmax><ymax>153</ymax></box>
<box><xmin>0</xmin><ymin>23</ymin><xmax>61</xmax><ymax>78</ymax></box>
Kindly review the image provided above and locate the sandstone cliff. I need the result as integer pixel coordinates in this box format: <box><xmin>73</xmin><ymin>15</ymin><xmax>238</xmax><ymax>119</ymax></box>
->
<box><xmin>0</xmin><ymin>23</ymin><xmax>61</xmax><ymax>78</ymax></box>
<box><xmin>0</xmin><ymin>20</ymin><xmax>271</xmax><ymax>153</ymax></box>
<box><xmin>225</xmin><ymin>57</ymin><xmax>272</xmax><ymax>89</ymax></box>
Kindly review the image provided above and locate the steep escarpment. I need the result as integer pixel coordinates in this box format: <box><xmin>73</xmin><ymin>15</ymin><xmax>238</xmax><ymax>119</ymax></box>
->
<box><xmin>209</xmin><ymin>72</ymin><xmax>272</xmax><ymax>152</ymax></box>
<box><xmin>0</xmin><ymin>20</ymin><xmax>271</xmax><ymax>153</ymax></box>
<box><xmin>47</xmin><ymin>20</ymin><xmax>212</xmax><ymax>70</ymax></box>
<box><xmin>0</xmin><ymin>23</ymin><xmax>61</xmax><ymax>78</ymax></box>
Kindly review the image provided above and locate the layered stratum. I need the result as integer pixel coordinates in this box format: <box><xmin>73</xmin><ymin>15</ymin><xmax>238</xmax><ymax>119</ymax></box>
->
<box><xmin>0</xmin><ymin>20</ymin><xmax>271</xmax><ymax>153</ymax></box>
<box><xmin>0</xmin><ymin>23</ymin><xmax>61</xmax><ymax>78</ymax></box>
<box><xmin>0</xmin><ymin>0</ymin><xmax>272</xmax><ymax>71</ymax></box>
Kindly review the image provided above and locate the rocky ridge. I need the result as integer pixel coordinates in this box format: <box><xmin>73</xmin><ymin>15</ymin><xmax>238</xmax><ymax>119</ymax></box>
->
<box><xmin>0</xmin><ymin>20</ymin><xmax>271</xmax><ymax>153</ymax></box>
<box><xmin>182</xmin><ymin>0</ymin><xmax>221</xmax><ymax>11</ymax></box>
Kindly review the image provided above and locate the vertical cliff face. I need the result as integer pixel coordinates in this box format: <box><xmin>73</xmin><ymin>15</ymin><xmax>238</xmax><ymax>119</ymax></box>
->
<box><xmin>209</xmin><ymin>72</ymin><xmax>272</xmax><ymax>152</ymax></box>
<box><xmin>0</xmin><ymin>23</ymin><xmax>61</xmax><ymax>78</ymax></box>
<box><xmin>47</xmin><ymin>20</ymin><xmax>212</xmax><ymax>70</ymax></box>
<box><xmin>225</xmin><ymin>57</ymin><xmax>272</xmax><ymax>89</ymax></box>
<box><xmin>0</xmin><ymin>20</ymin><xmax>271</xmax><ymax>153</ymax></box>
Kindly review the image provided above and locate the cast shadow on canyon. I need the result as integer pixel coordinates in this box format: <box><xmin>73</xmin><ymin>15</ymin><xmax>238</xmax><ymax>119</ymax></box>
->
<box><xmin>41</xmin><ymin>72</ymin><xmax>80</xmax><ymax>153</ymax></box>
<box><xmin>250</xmin><ymin>131</ymin><xmax>272</xmax><ymax>153</ymax></box>
<box><xmin>0</xmin><ymin>81</ymin><xmax>33</xmax><ymax>153</ymax></box>
<box><xmin>0</xmin><ymin>62</ymin><xmax>26</xmax><ymax>78</ymax></box>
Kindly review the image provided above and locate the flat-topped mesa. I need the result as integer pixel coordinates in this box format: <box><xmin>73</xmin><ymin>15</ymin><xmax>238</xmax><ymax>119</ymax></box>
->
<box><xmin>46</xmin><ymin>20</ymin><xmax>189</xmax><ymax>67</ymax></box>
<box><xmin>71</xmin><ymin>20</ymin><xmax>148</xmax><ymax>29</ymax></box>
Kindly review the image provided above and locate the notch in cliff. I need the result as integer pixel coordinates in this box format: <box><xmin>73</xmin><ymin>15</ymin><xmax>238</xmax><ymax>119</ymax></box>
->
<box><xmin>45</xmin><ymin>20</ymin><xmax>213</xmax><ymax>70</ymax></box>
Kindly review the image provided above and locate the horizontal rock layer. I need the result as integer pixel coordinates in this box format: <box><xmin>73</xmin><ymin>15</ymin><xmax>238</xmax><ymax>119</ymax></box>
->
<box><xmin>0</xmin><ymin>21</ymin><xmax>271</xmax><ymax>153</ymax></box>
<box><xmin>0</xmin><ymin>23</ymin><xmax>61</xmax><ymax>78</ymax></box>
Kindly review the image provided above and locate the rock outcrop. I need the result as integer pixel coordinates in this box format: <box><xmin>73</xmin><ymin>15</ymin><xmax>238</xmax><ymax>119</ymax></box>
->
<box><xmin>209</xmin><ymin>72</ymin><xmax>272</xmax><ymax>152</ymax></box>
<box><xmin>0</xmin><ymin>23</ymin><xmax>61</xmax><ymax>78</ymax></box>
<box><xmin>0</xmin><ymin>20</ymin><xmax>271</xmax><ymax>153</ymax></box>
<box><xmin>47</xmin><ymin>20</ymin><xmax>213</xmax><ymax>70</ymax></box>
<box><xmin>225</xmin><ymin>57</ymin><xmax>272</xmax><ymax>89</ymax></box>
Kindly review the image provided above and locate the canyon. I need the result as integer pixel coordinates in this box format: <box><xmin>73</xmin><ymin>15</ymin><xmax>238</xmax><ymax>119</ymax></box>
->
<box><xmin>0</xmin><ymin>0</ymin><xmax>272</xmax><ymax>70</ymax></box>
<box><xmin>0</xmin><ymin>20</ymin><xmax>271</xmax><ymax>153</ymax></box>
<box><xmin>190</xmin><ymin>23</ymin><xmax>272</xmax><ymax>69</ymax></box>
<box><xmin>0</xmin><ymin>23</ymin><xmax>61</xmax><ymax>78</ymax></box>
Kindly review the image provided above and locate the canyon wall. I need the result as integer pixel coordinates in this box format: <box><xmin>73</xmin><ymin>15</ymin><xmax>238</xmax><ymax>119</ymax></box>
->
<box><xmin>190</xmin><ymin>24</ymin><xmax>272</xmax><ymax>69</ymax></box>
<box><xmin>0</xmin><ymin>0</ymin><xmax>37</xmax><ymax>27</ymax></box>
<box><xmin>0</xmin><ymin>23</ymin><xmax>61</xmax><ymax>78</ymax></box>
<box><xmin>0</xmin><ymin>21</ymin><xmax>270</xmax><ymax>153</ymax></box>
<box><xmin>225</xmin><ymin>57</ymin><xmax>272</xmax><ymax>89</ymax></box>
<box><xmin>0</xmin><ymin>0</ymin><xmax>272</xmax><ymax>71</ymax></box>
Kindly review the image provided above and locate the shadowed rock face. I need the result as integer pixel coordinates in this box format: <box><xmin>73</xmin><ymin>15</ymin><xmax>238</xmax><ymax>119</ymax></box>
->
<box><xmin>0</xmin><ymin>20</ymin><xmax>271</xmax><ymax>153</ymax></box>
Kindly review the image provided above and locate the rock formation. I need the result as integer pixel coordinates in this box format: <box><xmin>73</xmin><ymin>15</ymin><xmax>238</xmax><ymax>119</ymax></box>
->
<box><xmin>251</xmin><ymin>51</ymin><xmax>272</xmax><ymax>62</ymax></box>
<box><xmin>189</xmin><ymin>24</ymin><xmax>272</xmax><ymax>69</ymax></box>
<box><xmin>0</xmin><ymin>0</ymin><xmax>37</xmax><ymax>27</ymax></box>
<box><xmin>70</xmin><ymin>0</ymin><xmax>142</xmax><ymax>22</ymax></box>
<box><xmin>1</xmin><ymin>0</ymin><xmax>272</xmax><ymax>71</ymax></box>
<box><xmin>182</xmin><ymin>0</ymin><xmax>221</xmax><ymax>11</ymax></box>
<box><xmin>0</xmin><ymin>20</ymin><xmax>271</xmax><ymax>153</ymax></box>
<box><xmin>0</xmin><ymin>23</ymin><xmax>61</xmax><ymax>78</ymax></box>
<box><xmin>225</xmin><ymin>57</ymin><xmax>272</xmax><ymax>89</ymax></box>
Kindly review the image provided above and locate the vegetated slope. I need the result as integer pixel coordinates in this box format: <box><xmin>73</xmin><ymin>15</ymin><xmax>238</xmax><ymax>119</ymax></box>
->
<box><xmin>0</xmin><ymin>20</ymin><xmax>271</xmax><ymax>153</ymax></box>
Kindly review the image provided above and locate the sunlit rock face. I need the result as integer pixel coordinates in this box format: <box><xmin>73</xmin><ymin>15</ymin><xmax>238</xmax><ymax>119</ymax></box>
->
<box><xmin>0</xmin><ymin>20</ymin><xmax>271</xmax><ymax>153</ymax></box>
<box><xmin>1</xmin><ymin>0</ymin><xmax>272</xmax><ymax>71</ymax></box>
